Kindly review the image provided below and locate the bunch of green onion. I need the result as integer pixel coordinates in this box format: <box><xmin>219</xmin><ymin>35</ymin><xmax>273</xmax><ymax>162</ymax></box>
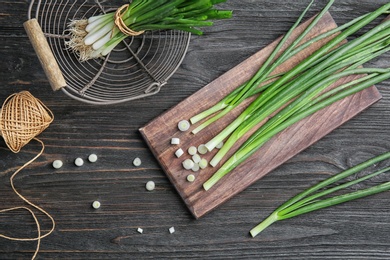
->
<box><xmin>187</xmin><ymin>0</ymin><xmax>390</xmax><ymax>191</ymax></box>
<box><xmin>66</xmin><ymin>0</ymin><xmax>232</xmax><ymax>61</ymax></box>
<box><xmin>250</xmin><ymin>151</ymin><xmax>390</xmax><ymax>237</ymax></box>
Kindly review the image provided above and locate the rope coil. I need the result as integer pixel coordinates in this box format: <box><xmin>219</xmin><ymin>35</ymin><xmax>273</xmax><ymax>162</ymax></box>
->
<box><xmin>114</xmin><ymin>4</ymin><xmax>145</xmax><ymax>36</ymax></box>
<box><xmin>0</xmin><ymin>91</ymin><xmax>55</xmax><ymax>260</ymax></box>
<box><xmin>0</xmin><ymin>91</ymin><xmax>53</xmax><ymax>153</ymax></box>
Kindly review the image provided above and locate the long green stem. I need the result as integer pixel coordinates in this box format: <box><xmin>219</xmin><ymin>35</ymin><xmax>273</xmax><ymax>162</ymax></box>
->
<box><xmin>202</xmin><ymin>4</ymin><xmax>390</xmax><ymax>189</ymax></box>
<box><xmin>278</xmin><ymin>166</ymin><xmax>390</xmax><ymax>216</ymax></box>
<box><xmin>190</xmin><ymin>78</ymin><xmax>276</xmax><ymax>128</ymax></box>
<box><xmin>242</xmin><ymin>42</ymin><xmax>390</xmax><ymax>150</ymax></box>
<box><xmin>189</xmin><ymin>10</ymin><xmax>371</xmax><ymax>126</ymax></box>
<box><xmin>228</xmin><ymin>0</ymin><xmax>318</xmax><ymax>106</ymax></box>
<box><xmin>209</xmin><ymin>47</ymin><xmax>387</xmax><ymax>166</ymax></box>
<box><xmin>245</xmin><ymin>0</ymin><xmax>336</xmax><ymax>93</ymax></box>
<box><xmin>246</xmin><ymin>3</ymin><xmax>390</xmax><ymax>107</ymax></box>
<box><xmin>209</xmin><ymin>34</ymin><xmax>390</xmax><ymax>160</ymax></box>
<box><xmin>190</xmin><ymin>0</ymin><xmax>329</xmax><ymax>129</ymax></box>
<box><xmin>204</xmin><ymin>16</ymin><xmax>390</xmax><ymax>152</ymax></box>
<box><xmin>249</xmin><ymin>152</ymin><xmax>390</xmax><ymax>237</ymax></box>
<box><xmin>203</xmin><ymin>69</ymin><xmax>390</xmax><ymax>190</ymax></box>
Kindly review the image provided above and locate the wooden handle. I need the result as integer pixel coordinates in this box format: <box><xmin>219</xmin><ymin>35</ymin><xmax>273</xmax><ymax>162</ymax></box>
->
<box><xmin>23</xmin><ymin>19</ymin><xmax>66</xmax><ymax>91</ymax></box>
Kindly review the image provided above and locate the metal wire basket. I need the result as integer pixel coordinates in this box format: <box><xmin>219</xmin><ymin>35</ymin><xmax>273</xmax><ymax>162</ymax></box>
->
<box><xmin>26</xmin><ymin>0</ymin><xmax>191</xmax><ymax>105</ymax></box>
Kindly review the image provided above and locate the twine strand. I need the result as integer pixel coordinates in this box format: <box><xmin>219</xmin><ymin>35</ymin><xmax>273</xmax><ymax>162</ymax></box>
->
<box><xmin>0</xmin><ymin>91</ymin><xmax>55</xmax><ymax>260</ymax></box>
<box><xmin>114</xmin><ymin>4</ymin><xmax>145</xmax><ymax>37</ymax></box>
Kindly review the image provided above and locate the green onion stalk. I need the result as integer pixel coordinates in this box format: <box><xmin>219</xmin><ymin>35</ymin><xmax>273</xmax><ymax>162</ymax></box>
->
<box><xmin>190</xmin><ymin>0</ymin><xmax>328</xmax><ymax>132</ymax></box>
<box><xmin>249</xmin><ymin>151</ymin><xmax>390</xmax><ymax>237</ymax></box>
<box><xmin>208</xmin><ymin>32</ymin><xmax>390</xmax><ymax>167</ymax></box>
<box><xmin>66</xmin><ymin>0</ymin><xmax>233</xmax><ymax>61</ymax></box>
<box><xmin>196</xmin><ymin>1</ymin><xmax>390</xmax><ymax>191</ymax></box>
<box><xmin>189</xmin><ymin>11</ymin><xmax>371</xmax><ymax>129</ymax></box>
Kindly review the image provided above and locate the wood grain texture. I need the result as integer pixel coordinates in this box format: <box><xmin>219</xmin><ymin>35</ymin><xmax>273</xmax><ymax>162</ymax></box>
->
<box><xmin>140</xmin><ymin>12</ymin><xmax>381</xmax><ymax>219</ymax></box>
<box><xmin>23</xmin><ymin>19</ymin><xmax>66</xmax><ymax>91</ymax></box>
<box><xmin>1</xmin><ymin>0</ymin><xmax>390</xmax><ymax>259</ymax></box>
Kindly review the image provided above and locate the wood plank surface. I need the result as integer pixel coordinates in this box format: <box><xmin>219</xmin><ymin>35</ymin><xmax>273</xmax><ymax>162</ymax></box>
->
<box><xmin>1</xmin><ymin>1</ymin><xmax>390</xmax><ymax>259</ymax></box>
<box><xmin>140</xmin><ymin>12</ymin><xmax>382</xmax><ymax>219</ymax></box>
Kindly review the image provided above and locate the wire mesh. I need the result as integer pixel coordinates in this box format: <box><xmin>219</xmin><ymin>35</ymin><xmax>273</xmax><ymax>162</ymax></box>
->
<box><xmin>27</xmin><ymin>0</ymin><xmax>191</xmax><ymax>105</ymax></box>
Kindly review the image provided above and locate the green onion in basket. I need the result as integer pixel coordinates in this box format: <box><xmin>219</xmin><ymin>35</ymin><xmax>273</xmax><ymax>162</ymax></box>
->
<box><xmin>66</xmin><ymin>0</ymin><xmax>232</xmax><ymax>61</ymax></box>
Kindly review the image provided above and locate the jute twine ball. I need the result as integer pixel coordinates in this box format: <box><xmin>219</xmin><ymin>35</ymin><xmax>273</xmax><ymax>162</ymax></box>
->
<box><xmin>0</xmin><ymin>91</ymin><xmax>54</xmax><ymax>153</ymax></box>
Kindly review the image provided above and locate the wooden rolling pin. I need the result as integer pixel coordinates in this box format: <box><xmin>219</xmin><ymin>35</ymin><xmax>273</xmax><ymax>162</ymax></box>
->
<box><xmin>23</xmin><ymin>18</ymin><xmax>66</xmax><ymax>91</ymax></box>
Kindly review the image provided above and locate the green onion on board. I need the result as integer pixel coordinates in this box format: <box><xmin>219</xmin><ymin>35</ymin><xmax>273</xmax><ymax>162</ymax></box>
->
<box><xmin>186</xmin><ymin>1</ymin><xmax>390</xmax><ymax>191</ymax></box>
<box><xmin>66</xmin><ymin>0</ymin><xmax>233</xmax><ymax>61</ymax></box>
<box><xmin>250</xmin><ymin>151</ymin><xmax>390</xmax><ymax>237</ymax></box>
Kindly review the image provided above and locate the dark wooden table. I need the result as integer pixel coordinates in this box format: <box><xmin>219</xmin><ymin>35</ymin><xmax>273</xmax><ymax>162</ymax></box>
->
<box><xmin>1</xmin><ymin>0</ymin><xmax>390</xmax><ymax>259</ymax></box>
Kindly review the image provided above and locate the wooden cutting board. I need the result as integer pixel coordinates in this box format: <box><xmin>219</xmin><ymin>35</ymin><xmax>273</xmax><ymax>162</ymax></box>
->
<box><xmin>139</xmin><ymin>12</ymin><xmax>382</xmax><ymax>219</ymax></box>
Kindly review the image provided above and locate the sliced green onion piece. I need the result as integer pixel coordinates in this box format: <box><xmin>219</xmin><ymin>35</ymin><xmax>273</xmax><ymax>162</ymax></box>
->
<box><xmin>188</xmin><ymin>146</ymin><xmax>197</xmax><ymax>155</ymax></box>
<box><xmin>198</xmin><ymin>144</ymin><xmax>208</xmax><ymax>155</ymax></box>
<box><xmin>183</xmin><ymin>159</ymin><xmax>195</xmax><ymax>170</ymax></box>
<box><xmin>187</xmin><ymin>174</ymin><xmax>196</xmax><ymax>182</ymax></box>
<box><xmin>192</xmin><ymin>154</ymin><xmax>201</xmax><ymax>164</ymax></box>
<box><xmin>178</xmin><ymin>120</ymin><xmax>190</xmax><ymax>131</ymax></box>
<box><xmin>169</xmin><ymin>227</ymin><xmax>175</xmax><ymax>234</ymax></box>
<box><xmin>171</xmin><ymin>138</ymin><xmax>180</xmax><ymax>145</ymax></box>
<box><xmin>146</xmin><ymin>181</ymin><xmax>155</xmax><ymax>191</ymax></box>
<box><xmin>88</xmin><ymin>154</ymin><xmax>98</xmax><ymax>163</ymax></box>
<box><xmin>175</xmin><ymin>148</ymin><xmax>184</xmax><ymax>158</ymax></box>
<box><xmin>92</xmin><ymin>201</ymin><xmax>101</xmax><ymax>209</ymax></box>
<box><xmin>75</xmin><ymin>158</ymin><xmax>84</xmax><ymax>167</ymax></box>
<box><xmin>199</xmin><ymin>158</ymin><xmax>208</xmax><ymax>169</ymax></box>
<box><xmin>192</xmin><ymin>163</ymin><xmax>200</xmax><ymax>172</ymax></box>
<box><xmin>52</xmin><ymin>160</ymin><xmax>63</xmax><ymax>169</ymax></box>
<box><xmin>133</xmin><ymin>157</ymin><xmax>142</xmax><ymax>167</ymax></box>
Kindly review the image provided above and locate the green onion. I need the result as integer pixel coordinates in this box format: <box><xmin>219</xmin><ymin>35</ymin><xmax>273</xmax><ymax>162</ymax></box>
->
<box><xmin>175</xmin><ymin>148</ymin><xmax>184</xmax><ymax>158</ymax></box>
<box><xmin>195</xmin><ymin>1</ymin><xmax>390</xmax><ymax>190</ymax></box>
<box><xmin>133</xmin><ymin>157</ymin><xmax>142</xmax><ymax>167</ymax></box>
<box><xmin>208</xmin><ymin>42</ymin><xmax>390</xmax><ymax>168</ymax></box>
<box><xmin>190</xmin><ymin>0</ymin><xmax>323</xmax><ymax>129</ymax></box>
<box><xmin>249</xmin><ymin>151</ymin><xmax>390</xmax><ymax>237</ymax></box>
<box><xmin>199</xmin><ymin>158</ymin><xmax>208</xmax><ymax>169</ymax></box>
<box><xmin>145</xmin><ymin>180</ymin><xmax>156</xmax><ymax>191</ymax></box>
<box><xmin>74</xmin><ymin>157</ymin><xmax>84</xmax><ymax>167</ymax></box>
<box><xmin>198</xmin><ymin>144</ymin><xmax>208</xmax><ymax>155</ymax></box>
<box><xmin>187</xmin><ymin>174</ymin><xmax>196</xmax><ymax>182</ymax></box>
<box><xmin>183</xmin><ymin>158</ymin><xmax>195</xmax><ymax>170</ymax></box>
<box><xmin>171</xmin><ymin>137</ymin><xmax>180</xmax><ymax>145</ymax></box>
<box><xmin>178</xmin><ymin>120</ymin><xmax>191</xmax><ymax>132</ymax></box>
<box><xmin>52</xmin><ymin>159</ymin><xmax>63</xmax><ymax>169</ymax></box>
<box><xmin>192</xmin><ymin>154</ymin><xmax>201</xmax><ymax>163</ymax></box>
<box><xmin>192</xmin><ymin>163</ymin><xmax>200</xmax><ymax>172</ymax></box>
<box><xmin>88</xmin><ymin>154</ymin><xmax>98</xmax><ymax>163</ymax></box>
<box><xmin>92</xmin><ymin>201</ymin><xmax>101</xmax><ymax>209</ymax></box>
<box><xmin>66</xmin><ymin>0</ymin><xmax>232</xmax><ymax>61</ymax></box>
<box><xmin>189</xmin><ymin>12</ymin><xmax>372</xmax><ymax>128</ymax></box>
<box><xmin>169</xmin><ymin>226</ymin><xmax>175</xmax><ymax>234</ymax></box>
<box><xmin>188</xmin><ymin>146</ymin><xmax>198</xmax><ymax>155</ymax></box>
